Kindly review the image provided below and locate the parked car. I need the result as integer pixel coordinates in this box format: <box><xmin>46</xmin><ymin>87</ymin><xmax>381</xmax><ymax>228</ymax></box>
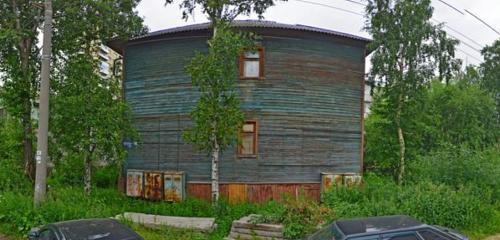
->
<box><xmin>326</xmin><ymin>215</ymin><xmax>467</xmax><ymax>240</ymax></box>
<box><xmin>28</xmin><ymin>218</ymin><xmax>144</xmax><ymax>240</ymax></box>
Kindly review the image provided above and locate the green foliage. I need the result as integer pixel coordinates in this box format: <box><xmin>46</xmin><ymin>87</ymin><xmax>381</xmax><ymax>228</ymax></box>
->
<box><xmin>0</xmin><ymin>0</ymin><xmax>146</xmax><ymax>194</ymax></box>
<box><xmin>52</xmin><ymin>0</ymin><xmax>147</xmax><ymax>55</ymax></box>
<box><xmin>322</xmin><ymin>175</ymin><xmax>497</xmax><ymax>231</ymax></box>
<box><xmin>279</xmin><ymin>195</ymin><xmax>332</xmax><ymax>239</ymax></box>
<box><xmin>166</xmin><ymin>0</ymin><xmax>285</xmax><ymax>22</ymax></box>
<box><xmin>94</xmin><ymin>165</ymin><xmax>120</xmax><ymax>188</ymax></box>
<box><xmin>411</xmin><ymin>81</ymin><xmax>498</xmax><ymax>150</ymax></box>
<box><xmin>251</xmin><ymin>194</ymin><xmax>333</xmax><ymax>239</ymax></box>
<box><xmin>183</xmin><ymin>24</ymin><xmax>254</xmax><ymax>154</ymax></box>
<box><xmin>128</xmin><ymin>224</ymin><xmax>206</xmax><ymax>240</ymax></box>
<box><xmin>50</xmin><ymin>54</ymin><xmax>137</xmax><ymax>193</ymax></box>
<box><xmin>0</xmin><ymin>1</ymin><xmax>41</xmax><ymax>120</ymax></box>
<box><xmin>480</xmin><ymin>39</ymin><xmax>500</xmax><ymax>114</ymax></box>
<box><xmin>0</xmin><ymin>187</ymin><xmax>265</xmax><ymax>239</ymax></box>
<box><xmin>49</xmin><ymin>154</ymin><xmax>84</xmax><ymax>187</ymax></box>
<box><xmin>0</xmin><ymin>117</ymin><xmax>30</xmax><ymax>193</ymax></box>
<box><xmin>408</xmin><ymin>146</ymin><xmax>500</xmax><ymax>202</ymax></box>
<box><xmin>365</xmin><ymin>0</ymin><xmax>460</xmax><ymax>183</ymax></box>
<box><xmin>365</xmin><ymin>80</ymin><xmax>499</xmax><ymax>176</ymax></box>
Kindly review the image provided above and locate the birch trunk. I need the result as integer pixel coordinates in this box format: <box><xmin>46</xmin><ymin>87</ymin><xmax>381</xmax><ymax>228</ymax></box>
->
<box><xmin>13</xmin><ymin>0</ymin><xmax>35</xmax><ymax>180</ymax></box>
<box><xmin>396</xmin><ymin>93</ymin><xmax>406</xmax><ymax>185</ymax></box>
<box><xmin>211</xmin><ymin>138</ymin><xmax>220</xmax><ymax>204</ymax></box>
<box><xmin>210</xmin><ymin>24</ymin><xmax>220</xmax><ymax>205</ymax></box>
<box><xmin>84</xmin><ymin>152</ymin><xmax>92</xmax><ymax>195</ymax></box>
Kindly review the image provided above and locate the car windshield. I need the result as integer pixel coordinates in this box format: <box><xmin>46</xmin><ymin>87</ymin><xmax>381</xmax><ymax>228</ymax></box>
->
<box><xmin>57</xmin><ymin>220</ymin><xmax>141</xmax><ymax>240</ymax></box>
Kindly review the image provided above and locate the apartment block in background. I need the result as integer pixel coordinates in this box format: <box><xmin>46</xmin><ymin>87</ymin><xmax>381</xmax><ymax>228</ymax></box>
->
<box><xmin>97</xmin><ymin>43</ymin><xmax>121</xmax><ymax>79</ymax></box>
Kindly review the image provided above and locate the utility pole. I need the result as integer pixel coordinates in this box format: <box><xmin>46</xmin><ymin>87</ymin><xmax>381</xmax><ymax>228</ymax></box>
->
<box><xmin>34</xmin><ymin>0</ymin><xmax>53</xmax><ymax>207</ymax></box>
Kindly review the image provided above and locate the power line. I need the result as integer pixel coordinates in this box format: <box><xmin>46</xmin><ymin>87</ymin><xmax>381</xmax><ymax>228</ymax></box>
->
<box><xmin>449</xmin><ymin>34</ymin><xmax>481</xmax><ymax>53</ymax></box>
<box><xmin>434</xmin><ymin>1</ymin><xmax>500</xmax><ymax>36</ymax></box>
<box><xmin>436</xmin><ymin>0</ymin><xmax>465</xmax><ymax>15</ymax></box>
<box><xmin>344</xmin><ymin>0</ymin><xmax>366</xmax><ymax>7</ymax></box>
<box><xmin>293</xmin><ymin>0</ymin><xmax>365</xmax><ymax>16</ymax></box>
<box><xmin>290</xmin><ymin>0</ymin><xmax>485</xmax><ymax>63</ymax></box>
<box><xmin>431</xmin><ymin>19</ymin><xmax>483</xmax><ymax>54</ymax></box>
<box><xmin>464</xmin><ymin>9</ymin><xmax>500</xmax><ymax>36</ymax></box>
<box><xmin>456</xmin><ymin>48</ymin><xmax>482</xmax><ymax>63</ymax></box>
<box><xmin>432</xmin><ymin>18</ymin><xmax>483</xmax><ymax>48</ymax></box>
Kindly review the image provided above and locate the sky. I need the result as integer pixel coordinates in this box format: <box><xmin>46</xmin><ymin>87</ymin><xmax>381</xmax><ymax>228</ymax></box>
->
<box><xmin>135</xmin><ymin>0</ymin><xmax>500</xmax><ymax>70</ymax></box>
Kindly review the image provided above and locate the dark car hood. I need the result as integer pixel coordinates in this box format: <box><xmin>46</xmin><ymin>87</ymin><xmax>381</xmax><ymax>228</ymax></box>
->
<box><xmin>52</xmin><ymin>219</ymin><xmax>143</xmax><ymax>240</ymax></box>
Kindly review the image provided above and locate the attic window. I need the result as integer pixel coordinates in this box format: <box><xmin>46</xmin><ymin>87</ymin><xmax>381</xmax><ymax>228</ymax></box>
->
<box><xmin>239</xmin><ymin>48</ymin><xmax>264</xmax><ymax>80</ymax></box>
<box><xmin>238</xmin><ymin>121</ymin><xmax>258</xmax><ymax>157</ymax></box>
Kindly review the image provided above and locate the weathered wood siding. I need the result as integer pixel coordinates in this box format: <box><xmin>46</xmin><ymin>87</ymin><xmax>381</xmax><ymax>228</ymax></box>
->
<box><xmin>124</xmin><ymin>30</ymin><xmax>365</xmax><ymax>186</ymax></box>
<box><xmin>187</xmin><ymin>183</ymin><xmax>321</xmax><ymax>203</ymax></box>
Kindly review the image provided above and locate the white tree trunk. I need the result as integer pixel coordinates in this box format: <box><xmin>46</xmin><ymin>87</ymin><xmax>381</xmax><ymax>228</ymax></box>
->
<box><xmin>211</xmin><ymin>138</ymin><xmax>220</xmax><ymax>205</ymax></box>
<box><xmin>84</xmin><ymin>152</ymin><xmax>92</xmax><ymax>195</ymax></box>
<box><xmin>396</xmin><ymin>94</ymin><xmax>406</xmax><ymax>185</ymax></box>
<box><xmin>210</xmin><ymin>24</ymin><xmax>219</xmax><ymax>205</ymax></box>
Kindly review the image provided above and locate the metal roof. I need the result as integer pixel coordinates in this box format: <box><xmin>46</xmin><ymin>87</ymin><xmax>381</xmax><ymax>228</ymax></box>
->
<box><xmin>131</xmin><ymin>20</ymin><xmax>371</xmax><ymax>43</ymax></box>
<box><xmin>336</xmin><ymin>215</ymin><xmax>424</xmax><ymax>236</ymax></box>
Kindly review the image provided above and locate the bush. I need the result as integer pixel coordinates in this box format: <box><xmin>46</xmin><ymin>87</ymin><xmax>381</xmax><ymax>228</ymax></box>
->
<box><xmin>364</xmin><ymin>81</ymin><xmax>499</xmax><ymax>177</ymax></box>
<box><xmin>253</xmin><ymin>193</ymin><xmax>333</xmax><ymax>239</ymax></box>
<box><xmin>50</xmin><ymin>156</ymin><xmax>121</xmax><ymax>189</ymax></box>
<box><xmin>94</xmin><ymin>165</ymin><xmax>120</xmax><ymax>188</ymax></box>
<box><xmin>322</xmin><ymin>175</ymin><xmax>496</xmax><ymax>230</ymax></box>
<box><xmin>408</xmin><ymin>146</ymin><xmax>500</xmax><ymax>202</ymax></box>
<box><xmin>49</xmin><ymin>154</ymin><xmax>84</xmax><ymax>187</ymax></box>
<box><xmin>0</xmin><ymin>117</ymin><xmax>31</xmax><ymax>193</ymax></box>
<box><xmin>0</xmin><ymin>186</ymin><xmax>263</xmax><ymax>240</ymax></box>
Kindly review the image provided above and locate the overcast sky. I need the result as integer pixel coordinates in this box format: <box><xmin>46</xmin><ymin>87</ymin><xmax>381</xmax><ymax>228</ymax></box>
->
<box><xmin>136</xmin><ymin>0</ymin><xmax>500</xmax><ymax>69</ymax></box>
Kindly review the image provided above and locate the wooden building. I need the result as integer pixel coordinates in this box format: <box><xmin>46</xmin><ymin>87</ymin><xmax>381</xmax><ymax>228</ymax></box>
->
<box><xmin>108</xmin><ymin>20</ymin><xmax>371</xmax><ymax>203</ymax></box>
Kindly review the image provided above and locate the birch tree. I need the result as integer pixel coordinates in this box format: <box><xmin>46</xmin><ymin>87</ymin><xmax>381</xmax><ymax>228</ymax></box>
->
<box><xmin>365</xmin><ymin>0</ymin><xmax>459</xmax><ymax>184</ymax></box>
<box><xmin>480</xmin><ymin>40</ymin><xmax>500</xmax><ymax>120</ymax></box>
<box><xmin>0</xmin><ymin>0</ymin><xmax>43</xmax><ymax>180</ymax></box>
<box><xmin>50</xmin><ymin>0</ymin><xmax>145</xmax><ymax>194</ymax></box>
<box><xmin>166</xmin><ymin>0</ymin><xmax>285</xmax><ymax>203</ymax></box>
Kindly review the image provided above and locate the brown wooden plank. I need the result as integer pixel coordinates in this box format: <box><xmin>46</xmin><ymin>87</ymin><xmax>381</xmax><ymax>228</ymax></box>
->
<box><xmin>228</xmin><ymin>184</ymin><xmax>248</xmax><ymax>204</ymax></box>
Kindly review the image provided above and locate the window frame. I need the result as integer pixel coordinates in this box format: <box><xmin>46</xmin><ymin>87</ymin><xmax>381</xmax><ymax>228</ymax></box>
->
<box><xmin>238</xmin><ymin>120</ymin><xmax>258</xmax><ymax>157</ymax></box>
<box><xmin>239</xmin><ymin>47</ymin><xmax>265</xmax><ymax>80</ymax></box>
<box><xmin>382</xmin><ymin>231</ymin><xmax>420</xmax><ymax>240</ymax></box>
<box><xmin>417</xmin><ymin>229</ymin><xmax>453</xmax><ymax>240</ymax></box>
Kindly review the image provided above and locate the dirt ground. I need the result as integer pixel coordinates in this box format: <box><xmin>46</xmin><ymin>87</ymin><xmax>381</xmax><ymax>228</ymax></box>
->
<box><xmin>485</xmin><ymin>235</ymin><xmax>500</xmax><ymax>240</ymax></box>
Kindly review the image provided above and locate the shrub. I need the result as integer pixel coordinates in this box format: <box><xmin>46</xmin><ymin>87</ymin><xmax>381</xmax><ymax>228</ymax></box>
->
<box><xmin>0</xmin><ymin>186</ymin><xmax>262</xmax><ymax>239</ymax></box>
<box><xmin>94</xmin><ymin>165</ymin><xmax>120</xmax><ymax>188</ymax></box>
<box><xmin>322</xmin><ymin>175</ymin><xmax>495</xmax><ymax>230</ymax></box>
<box><xmin>0</xmin><ymin>117</ymin><xmax>30</xmax><ymax>193</ymax></box>
<box><xmin>364</xmin><ymin>81</ymin><xmax>499</xmax><ymax>177</ymax></box>
<box><xmin>253</xmin><ymin>193</ymin><xmax>333</xmax><ymax>239</ymax></box>
<box><xmin>49</xmin><ymin>154</ymin><xmax>85</xmax><ymax>187</ymax></box>
<box><xmin>408</xmin><ymin>146</ymin><xmax>500</xmax><ymax>202</ymax></box>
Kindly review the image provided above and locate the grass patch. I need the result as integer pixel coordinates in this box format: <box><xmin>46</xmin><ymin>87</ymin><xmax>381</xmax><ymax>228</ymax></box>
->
<box><xmin>128</xmin><ymin>224</ymin><xmax>206</xmax><ymax>240</ymax></box>
<box><xmin>0</xmin><ymin>175</ymin><xmax>499</xmax><ymax>239</ymax></box>
<box><xmin>0</xmin><ymin>186</ymin><xmax>266</xmax><ymax>240</ymax></box>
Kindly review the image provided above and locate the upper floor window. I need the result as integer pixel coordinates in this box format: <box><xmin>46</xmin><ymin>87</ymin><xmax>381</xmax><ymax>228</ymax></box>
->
<box><xmin>100</xmin><ymin>61</ymin><xmax>110</xmax><ymax>77</ymax></box>
<box><xmin>238</xmin><ymin>121</ymin><xmax>258</xmax><ymax>156</ymax></box>
<box><xmin>240</xmin><ymin>48</ymin><xmax>264</xmax><ymax>80</ymax></box>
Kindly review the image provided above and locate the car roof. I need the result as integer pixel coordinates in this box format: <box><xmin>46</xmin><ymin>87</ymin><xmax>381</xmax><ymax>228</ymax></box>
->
<box><xmin>335</xmin><ymin>215</ymin><xmax>424</xmax><ymax>236</ymax></box>
<box><xmin>49</xmin><ymin>218</ymin><xmax>143</xmax><ymax>240</ymax></box>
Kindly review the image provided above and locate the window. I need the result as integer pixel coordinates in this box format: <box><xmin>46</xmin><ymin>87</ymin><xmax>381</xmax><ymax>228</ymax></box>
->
<box><xmin>418</xmin><ymin>230</ymin><xmax>451</xmax><ymax>240</ymax></box>
<box><xmin>38</xmin><ymin>229</ymin><xmax>57</xmax><ymax>240</ymax></box>
<box><xmin>100</xmin><ymin>61</ymin><xmax>110</xmax><ymax>77</ymax></box>
<box><xmin>240</xmin><ymin>48</ymin><xmax>264</xmax><ymax>79</ymax></box>
<box><xmin>349</xmin><ymin>235</ymin><xmax>381</xmax><ymax>240</ymax></box>
<box><xmin>383</xmin><ymin>232</ymin><xmax>419</xmax><ymax>240</ymax></box>
<box><xmin>238</xmin><ymin>121</ymin><xmax>257</xmax><ymax>156</ymax></box>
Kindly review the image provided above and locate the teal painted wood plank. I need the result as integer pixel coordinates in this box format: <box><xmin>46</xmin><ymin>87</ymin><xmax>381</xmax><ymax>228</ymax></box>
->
<box><xmin>123</xmin><ymin>32</ymin><xmax>365</xmax><ymax>183</ymax></box>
